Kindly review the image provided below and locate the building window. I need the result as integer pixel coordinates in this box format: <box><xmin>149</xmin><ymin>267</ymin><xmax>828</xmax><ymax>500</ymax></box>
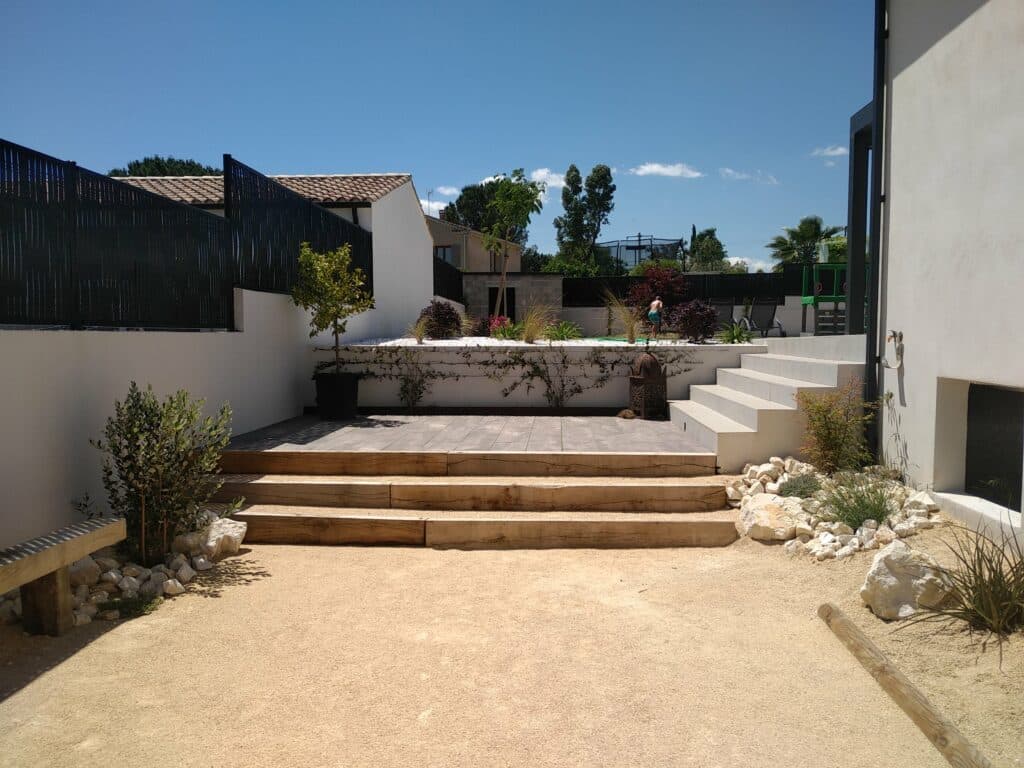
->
<box><xmin>434</xmin><ymin>245</ymin><xmax>456</xmax><ymax>265</ymax></box>
<box><xmin>965</xmin><ymin>383</ymin><xmax>1023</xmax><ymax>511</ymax></box>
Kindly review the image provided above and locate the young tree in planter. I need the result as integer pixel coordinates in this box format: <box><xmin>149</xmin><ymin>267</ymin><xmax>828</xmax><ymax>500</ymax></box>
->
<box><xmin>92</xmin><ymin>383</ymin><xmax>236</xmax><ymax>566</ymax></box>
<box><xmin>292</xmin><ymin>242</ymin><xmax>374</xmax><ymax>418</ymax></box>
<box><xmin>482</xmin><ymin>170</ymin><xmax>544</xmax><ymax>317</ymax></box>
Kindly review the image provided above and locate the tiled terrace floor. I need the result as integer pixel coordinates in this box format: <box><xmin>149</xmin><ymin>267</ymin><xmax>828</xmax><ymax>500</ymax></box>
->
<box><xmin>229</xmin><ymin>414</ymin><xmax>704</xmax><ymax>453</ymax></box>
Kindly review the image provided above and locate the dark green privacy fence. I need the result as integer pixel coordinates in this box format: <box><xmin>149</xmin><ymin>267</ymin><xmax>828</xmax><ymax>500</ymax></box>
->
<box><xmin>0</xmin><ymin>140</ymin><xmax>373</xmax><ymax>329</ymax></box>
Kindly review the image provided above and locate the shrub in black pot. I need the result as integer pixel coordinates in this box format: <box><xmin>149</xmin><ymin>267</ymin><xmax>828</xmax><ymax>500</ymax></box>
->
<box><xmin>291</xmin><ymin>242</ymin><xmax>374</xmax><ymax>419</ymax></box>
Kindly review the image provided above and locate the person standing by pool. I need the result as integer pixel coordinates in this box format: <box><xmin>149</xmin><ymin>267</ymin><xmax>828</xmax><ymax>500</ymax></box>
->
<box><xmin>647</xmin><ymin>296</ymin><xmax>664</xmax><ymax>339</ymax></box>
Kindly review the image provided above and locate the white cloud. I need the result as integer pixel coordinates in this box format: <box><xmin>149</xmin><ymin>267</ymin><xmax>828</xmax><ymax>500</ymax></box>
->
<box><xmin>528</xmin><ymin>167</ymin><xmax>567</xmax><ymax>202</ymax></box>
<box><xmin>719</xmin><ymin>167</ymin><xmax>779</xmax><ymax>185</ymax></box>
<box><xmin>529</xmin><ymin>167</ymin><xmax>566</xmax><ymax>189</ymax></box>
<box><xmin>719</xmin><ymin>167</ymin><xmax>752</xmax><ymax>181</ymax></box>
<box><xmin>479</xmin><ymin>174</ymin><xmax>504</xmax><ymax>184</ymax></box>
<box><xmin>824</xmin><ymin>160</ymin><xmax>837</xmax><ymax>168</ymax></box>
<box><xmin>811</xmin><ymin>145</ymin><xmax>849</xmax><ymax>158</ymax></box>
<box><xmin>420</xmin><ymin>198</ymin><xmax>448</xmax><ymax>216</ymax></box>
<box><xmin>436</xmin><ymin>185</ymin><xmax>459</xmax><ymax>196</ymax></box>
<box><xmin>627</xmin><ymin>162</ymin><xmax>704</xmax><ymax>178</ymax></box>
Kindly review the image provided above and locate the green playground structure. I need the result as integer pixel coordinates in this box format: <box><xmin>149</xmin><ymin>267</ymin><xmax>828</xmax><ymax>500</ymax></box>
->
<box><xmin>800</xmin><ymin>262</ymin><xmax>848</xmax><ymax>335</ymax></box>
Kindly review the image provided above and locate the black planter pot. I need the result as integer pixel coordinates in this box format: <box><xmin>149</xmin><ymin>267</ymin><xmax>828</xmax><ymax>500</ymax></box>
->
<box><xmin>314</xmin><ymin>372</ymin><xmax>360</xmax><ymax>420</ymax></box>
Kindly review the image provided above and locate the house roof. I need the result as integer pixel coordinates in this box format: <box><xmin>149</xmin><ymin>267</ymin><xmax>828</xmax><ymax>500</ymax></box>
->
<box><xmin>119</xmin><ymin>173</ymin><xmax>411</xmax><ymax>206</ymax></box>
<box><xmin>425</xmin><ymin>215</ymin><xmax>523</xmax><ymax>250</ymax></box>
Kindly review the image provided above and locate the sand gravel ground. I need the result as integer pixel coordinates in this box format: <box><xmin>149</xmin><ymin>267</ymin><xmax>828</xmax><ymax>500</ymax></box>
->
<box><xmin>0</xmin><ymin>532</ymin><xmax>1020</xmax><ymax>768</ymax></box>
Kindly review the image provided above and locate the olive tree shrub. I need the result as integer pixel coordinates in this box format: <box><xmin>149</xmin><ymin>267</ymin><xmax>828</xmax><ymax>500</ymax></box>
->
<box><xmin>92</xmin><ymin>382</ymin><xmax>237</xmax><ymax>565</ymax></box>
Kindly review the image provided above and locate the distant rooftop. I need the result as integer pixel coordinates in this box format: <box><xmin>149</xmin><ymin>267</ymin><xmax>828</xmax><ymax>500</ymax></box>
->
<box><xmin>119</xmin><ymin>173</ymin><xmax>411</xmax><ymax>206</ymax></box>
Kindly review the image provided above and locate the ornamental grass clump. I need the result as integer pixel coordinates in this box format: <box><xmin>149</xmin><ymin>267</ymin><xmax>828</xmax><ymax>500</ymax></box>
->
<box><xmin>544</xmin><ymin>320</ymin><xmax>582</xmax><ymax>341</ymax></box>
<box><xmin>822</xmin><ymin>472</ymin><xmax>894</xmax><ymax>530</ymax></box>
<box><xmin>796</xmin><ymin>378</ymin><xmax>875</xmax><ymax>473</ymax></box>
<box><xmin>92</xmin><ymin>382</ymin><xmax>239</xmax><ymax>566</ymax></box>
<box><xmin>604</xmin><ymin>291</ymin><xmax>640</xmax><ymax>343</ymax></box>
<box><xmin>778</xmin><ymin>473</ymin><xmax>822</xmax><ymax>498</ymax></box>
<box><xmin>521</xmin><ymin>305</ymin><xmax>555</xmax><ymax>343</ymax></box>
<box><xmin>910</xmin><ymin>522</ymin><xmax>1024</xmax><ymax>641</ymax></box>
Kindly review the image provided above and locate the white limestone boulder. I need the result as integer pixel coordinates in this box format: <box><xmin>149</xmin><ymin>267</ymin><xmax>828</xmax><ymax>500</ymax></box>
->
<box><xmin>200</xmin><ymin>518</ymin><xmax>247</xmax><ymax>560</ymax></box>
<box><xmin>904</xmin><ymin>490</ymin><xmax>939</xmax><ymax>514</ymax></box>
<box><xmin>860</xmin><ymin>541</ymin><xmax>951</xmax><ymax>620</ymax></box>
<box><xmin>162</xmin><ymin>579</ymin><xmax>186</xmax><ymax>596</ymax></box>
<box><xmin>177</xmin><ymin>563</ymin><xmax>196</xmax><ymax>584</ymax></box>
<box><xmin>738</xmin><ymin>494</ymin><xmax>803</xmax><ymax>541</ymax></box>
<box><xmin>69</xmin><ymin>556</ymin><xmax>101</xmax><ymax>587</ymax></box>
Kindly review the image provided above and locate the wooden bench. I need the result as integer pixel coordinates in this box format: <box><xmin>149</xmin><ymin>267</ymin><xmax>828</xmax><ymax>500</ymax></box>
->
<box><xmin>0</xmin><ymin>518</ymin><xmax>126</xmax><ymax>636</ymax></box>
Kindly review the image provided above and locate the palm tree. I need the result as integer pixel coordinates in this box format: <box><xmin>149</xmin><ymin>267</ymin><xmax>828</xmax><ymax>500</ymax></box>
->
<box><xmin>765</xmin><ymin>216</ymin><xmax>842</xmax><ymax>272</ymax></box>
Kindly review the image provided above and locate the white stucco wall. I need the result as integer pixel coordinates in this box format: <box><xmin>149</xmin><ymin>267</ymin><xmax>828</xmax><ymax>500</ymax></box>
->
<box><xmin>313</xmin><ymin>182</ymin><xmax>433</xmax><ymax>345</ymax></box>
<box><xmin>0</xmin><ymin>290</ymin><xmax>310</xmax><ymax>549</ymax></box>
<box><xmin>880</xmin><ymin>0</ymin><xmax>1024</xmax><ymax>500</ymax></box>
<box><xmin>326</xmin><ymin>342</ymin><xmax>766</xmax><ymax>409</ymax></box>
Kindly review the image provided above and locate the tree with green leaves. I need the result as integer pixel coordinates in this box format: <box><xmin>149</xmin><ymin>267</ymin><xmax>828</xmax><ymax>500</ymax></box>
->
<box><xmin>108</xmin><ymin>155</ymin><xmax>221</xmax><ymax>177</ymax></box>
<box><xmin>553</xmin><ymin>164</ymin><xmax>616</xmax><ymax>262</ymax></box>
<box><xmin>689</xmin><ymin>227</ymin><xmax>729</xmax><ymax>271</ymax></box>
<box><xmin>520</xmin><ymin>246</ymin><xmax>553</xmax><ymax>273</ymax></box>
<box><xmin>765</xmin><ymin>216</ymin><xmax>843</xmax><ymax>272</ymax></box>
<box><xmin>440</xmin><ymin>178</ymin><xmax>530</xmax><ymax>245</ymax></box>
<box><xmin>291</xmin><ymin>242</ymin><xmax>375</xmax><ymax>374</ymax></box>
<box><xmin>482</xmin><ymin>170</ymin><xmax>544</xmax><ymax>316</ymax></box>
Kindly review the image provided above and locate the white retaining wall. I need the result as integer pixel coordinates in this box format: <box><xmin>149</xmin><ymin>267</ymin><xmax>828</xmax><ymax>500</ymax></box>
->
<box><xmin>0</xmin><ymin>289</ymin><xmax>310</xmax><ymax>549</ymax></box>
<box><xmin>321</xmin><ymin>342</ymin><xmax>767</xmax><ymax>409</ymax></box>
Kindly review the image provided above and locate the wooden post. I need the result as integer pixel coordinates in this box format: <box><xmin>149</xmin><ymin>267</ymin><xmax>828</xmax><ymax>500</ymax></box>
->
<box><xmin>817</xmin><ymin>603</ymin><xmax>993</xmax><ymax>768</ymax></box>
<box><xmin>20</xmin><ymin>566</ymin><xmax>73</xmax><ymax>636</ymax></box>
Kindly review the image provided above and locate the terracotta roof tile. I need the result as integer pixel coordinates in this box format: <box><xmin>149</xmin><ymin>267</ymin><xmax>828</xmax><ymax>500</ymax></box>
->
<box><xmin>118</xmin><ymin>174</ymin><xmax>410</xmax><ymax>206</ymax></box>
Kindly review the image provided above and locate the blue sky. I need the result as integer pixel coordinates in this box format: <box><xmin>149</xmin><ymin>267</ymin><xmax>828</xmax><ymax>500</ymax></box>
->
<box><xmin>2</xmin><ymin>1</ymin><xmax>873</xmax><ymax>270</ymax></box>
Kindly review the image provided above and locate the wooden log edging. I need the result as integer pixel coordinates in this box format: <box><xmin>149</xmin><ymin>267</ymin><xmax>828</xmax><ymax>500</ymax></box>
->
<box><xmin>817</xmin><ymin>603</ymin><xmax>994</xmax><ymax>768</ymax></box>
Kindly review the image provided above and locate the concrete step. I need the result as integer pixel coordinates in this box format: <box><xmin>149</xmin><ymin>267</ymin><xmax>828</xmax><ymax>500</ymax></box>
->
<box><xmin>668</xmin><ymin>401</ymin><xmax>755</xmax><ymax>472</ymax></box>
<box><xmin>220</xmin><ymin>449</ymin><xmax>717</xmax><ymax>478</ymax></box>
<box><xmin>233</xmin><ymin>505</ymin><xmax>739</xmax><ymax>549</ymax></box>
<box><xmin>215</xmin><ymin>474</ymin><xmax>728</xmax><ymax>513</ymax></box>
<box><xmin>715</xmin><ymin>367</ymin><xmax>832</xmax><ymax>408</ymax></box>
<box><xmin>739</xmin><ymin>353</ymin><xmax>862</xmax><ymax>386</ymax></box>
<box><xmin>689</xmin><ymin>384</ymin><xmax>793</xmax><ymax>430</ymax></box>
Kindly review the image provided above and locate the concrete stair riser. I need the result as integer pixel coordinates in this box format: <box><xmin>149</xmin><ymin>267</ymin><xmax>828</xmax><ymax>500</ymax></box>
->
<box><xmin>739</xmin><ymin>353</ymin><xmax>862</xmax><ymax>387</ymax></box>
<box><xmin>714</xmin><ymin>368</ymin><xmax>831</xmax><ymax>408</ymax></box>
<box><xmin>689</xmin><ymin>385</ymin><xmax>791</xmax><ymax>430</ymax></box>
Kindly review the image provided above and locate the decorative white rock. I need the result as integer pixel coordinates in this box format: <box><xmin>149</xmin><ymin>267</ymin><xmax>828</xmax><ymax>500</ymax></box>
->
<box><xmin>892</xmin><ymin>522</ymin><xmax>918</xmax><ymax>538</ymax></box>
<box><xmin>874</xmin><ymin>526</ymin><xmax>896</xmax><ymax>546</ymax></box>
<box><xmin>168</xmin><ymin>554</ymin><xmax>188</xmax><ymax>572</ymax></box>
<box><xmin>172</xmin><ymin>532</ymin><xmax>204</xmax><ymax>556</ymax></box>
<box><xmin>765</xmin><ymin>482</ymin><xmax>781</xmax><ymax>495</ymax></box>
<box><xmin>783</xmin><ymin>539</ymin><xmax>806</xmax><ymax>557</ymax></box>
<box><xmin>94</xmin><ymin>556</ymin><xmax>120</xmax><ymax>572</ymax></box>
<box><xmin>117</xmin><ymin>575</ymin><xmax>140</xmax><ymax>593</ymax></box>
<box><xmin>72</xmin><ymin>611</ymin><xmax>92</xmax><ymax>627</ymax></box>
<box><xmin>835</xmin><ymin>545</ymin><xmax>855</xmax><ymax>560</ymax></box>
<box><xmin>738</xmin><ymin>494</ymin><xmax>802</xmax><ymax>541</ymax></box>
<box><xmin>904</xmin><ymin>490</ymin><xmax>939</xmax><ymax>513</ymax></box>
<box><xmin>100</xmin><ymin>569</ymin><xmax>121</xmax><ymax>584</ymax></box>
<box><xmin>162</xmin><ymin>579</ymin><xmax>185</xmax><ymax>596</ymax></box>
<box><xmin>122</xmin><ymin>564</ymin><xmax>146</xmax><ymax>578</ymax></box>
<box><xmin>78</xmin><ymin>602</ymin><xmax>98</xmax><ymax>619</ymax></box>
<box><xmin>176</xmin><ymin>563</ymin><xmax>196</xmax><ymax>584</ymax></box>
<box><xmin>201</xmin><ymin>518</ymin><xmax>247</xmax><ymax>559</ymax></box>
<box><xmin>69</xmin><ymin>556</ymin><xmax>101</xmax><ymax>587</ymax></box>
<box><xmin>192</xmin><ymin>555</ymin><xmax>214</xmax><ymax>571</ymax></box>
<box><xmin>860</xmin><ymin>541</ymin><xmax>951</xmax><ymax>620</ymax></box>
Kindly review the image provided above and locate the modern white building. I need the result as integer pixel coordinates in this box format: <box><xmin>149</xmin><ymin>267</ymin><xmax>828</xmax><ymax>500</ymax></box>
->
<box><xmin>848</xmin><ymin>0</ymin><xmax>1024</xmax><ymax>526</ymax></box>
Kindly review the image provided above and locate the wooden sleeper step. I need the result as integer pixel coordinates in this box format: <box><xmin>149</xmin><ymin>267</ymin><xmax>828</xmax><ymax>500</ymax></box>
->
<box><xmin>215</xmin><ymin>474</ymin><xmax>729</xmax><ymax>513</ymax></box>
<box><xmin>232</xmin><ymin>506</ymin><xmax>739</xmax><ymax>549</ymax></box>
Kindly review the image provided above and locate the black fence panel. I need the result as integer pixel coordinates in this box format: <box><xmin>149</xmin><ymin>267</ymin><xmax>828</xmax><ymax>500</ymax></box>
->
<box><xmin>0</xmin><ymin>140</ymin><xmax>74</xmax><ymax>325</ymax></box>
<box><xmin>225</xmin><ymin>155</ymin><xmax>373</xmax><ymax>295</ymax></box>
<box><xmin>1</xmin><ymin>139</ymin><xmax>230</xmax><ymax>328</ymax></box>
<box><xmin>74</xmin><ymin>167</ymin><xmax>229</xmax><ymax>328</ymax></box>
<box><xmin>433</xmin><ymin>257</ymin><xmax>464</xmax><ymax>303</ymax></box>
